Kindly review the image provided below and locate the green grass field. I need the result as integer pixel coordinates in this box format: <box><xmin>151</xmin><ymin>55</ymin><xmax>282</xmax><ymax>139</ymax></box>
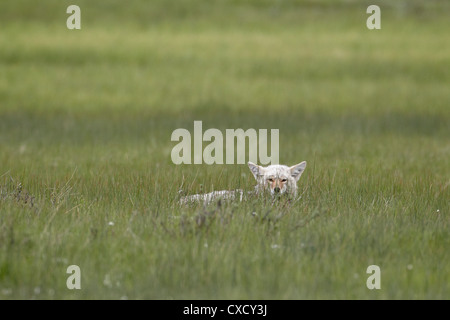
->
<box><xmin>0</xmin><ymin>0</ymin><xmax>449</xmax><ymax>300</ymax></box>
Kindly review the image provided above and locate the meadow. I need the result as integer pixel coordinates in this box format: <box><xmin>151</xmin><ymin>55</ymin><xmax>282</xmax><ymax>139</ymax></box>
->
<box><xmin>0</xmin><ymin>0</ymin><xmax>449</xmax><ymax>299</ymax></box>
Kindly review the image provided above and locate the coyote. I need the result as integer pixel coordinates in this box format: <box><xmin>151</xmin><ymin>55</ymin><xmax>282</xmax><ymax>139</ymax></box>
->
<box><xmin>179</xmin><ymin>161</ymin><xmax>307</xmax><ymax>204</ymax></box>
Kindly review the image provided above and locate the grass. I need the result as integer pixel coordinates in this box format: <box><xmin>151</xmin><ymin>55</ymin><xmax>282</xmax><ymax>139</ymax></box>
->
<box><xmin>0</xmin><ymin>0</ymin><xmax>449</xmax><ymax>299</ymax></box>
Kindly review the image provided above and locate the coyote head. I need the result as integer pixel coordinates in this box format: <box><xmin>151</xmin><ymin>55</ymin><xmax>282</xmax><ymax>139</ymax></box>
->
<box><xmin>248</xmin><ymin>161</ymin><xmax>307</xmax><ymax>197</ymax></box>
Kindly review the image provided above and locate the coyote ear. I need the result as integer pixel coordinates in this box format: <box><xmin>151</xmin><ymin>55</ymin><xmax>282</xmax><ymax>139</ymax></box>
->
<box><xmin>289</xmin><ymin>161</ymin><xmax>307</xmax><ymax>182</ymax></box>
<box><xmin>248</xmin><ymin>162</ymin><xmax>265</xmax><ymax>180</ymax></box>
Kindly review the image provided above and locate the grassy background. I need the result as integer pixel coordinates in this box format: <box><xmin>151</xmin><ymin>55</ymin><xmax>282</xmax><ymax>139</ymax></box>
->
<box><xmin>0</xmin><ymin>0</ymin><xmax>449</xmax><ymax>299</ymax></box>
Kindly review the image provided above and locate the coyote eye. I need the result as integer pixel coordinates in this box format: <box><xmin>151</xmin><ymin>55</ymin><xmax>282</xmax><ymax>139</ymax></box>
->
<box><xmin>281</xmin><ymin>179</ymin><xmax>287</xmax><ymax>182</ymax></box>
<box><xmin>268</xmin><ymin>178</ymin><xmax>273</xmax><ymax>182</ymax></box>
